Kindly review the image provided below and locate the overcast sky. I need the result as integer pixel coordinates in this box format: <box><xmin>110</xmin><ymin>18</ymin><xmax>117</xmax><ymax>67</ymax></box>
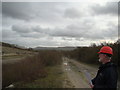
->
<box><xmin>1</xmin><ymin>1</ymin><xmax>119</xmax><ymax>48</ymax></box>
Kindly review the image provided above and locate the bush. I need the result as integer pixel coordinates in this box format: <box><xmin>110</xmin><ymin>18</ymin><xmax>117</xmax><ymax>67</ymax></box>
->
<box><xmin>38</xmin><ymin>51</ymin><xmax>62</xmax><ymax>66</ymax></box>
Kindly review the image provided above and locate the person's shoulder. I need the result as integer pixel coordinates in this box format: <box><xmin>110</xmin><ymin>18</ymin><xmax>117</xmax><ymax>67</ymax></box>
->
<box><xmin>103</xmin><ymin>62</ymin><xmax>116</xmax><ymax>71</ymax></box>
<box><xmin>104</xmin><ymin>63</ymin><xmax>117</xmax><ymax>73</ymax></box>
<box><xmin>105</xmin><ymin>62</ymin><xmax>117</xmax><ymax>68</ymax></box>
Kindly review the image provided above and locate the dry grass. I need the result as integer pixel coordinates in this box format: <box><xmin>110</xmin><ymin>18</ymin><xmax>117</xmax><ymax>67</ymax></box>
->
<box><xmin>2</xmin><ymin>46</ymin><xmax>34</xmax><ymax>55</ymax></box>
<box><xmin>2</xmin><ymin>50</ymin><xmax>62</xmax><ymax>88</ymax></box>
<box><xmin>14</xmin><ymin>65</ymin><xmax>64</xmax><ymax>88</ymax></box>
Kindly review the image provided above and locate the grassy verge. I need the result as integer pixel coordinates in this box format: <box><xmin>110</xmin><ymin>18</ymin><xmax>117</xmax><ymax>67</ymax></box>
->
<box><xmin>14</xmin><ymin>65</ymin><xmax>64</xmax><ymax>88</ymax></box>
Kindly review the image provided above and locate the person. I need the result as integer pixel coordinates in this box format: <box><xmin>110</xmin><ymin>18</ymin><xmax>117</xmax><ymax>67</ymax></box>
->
<box><xmin>90</xmin><ymin>46</ymin><xmax>118</xmax><ymax>89</ymax></box>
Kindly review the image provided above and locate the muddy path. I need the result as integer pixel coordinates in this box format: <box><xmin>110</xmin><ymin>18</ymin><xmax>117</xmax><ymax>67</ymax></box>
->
<box><xmin>62</xmin><ymin>57</ymin><xmax>97</xmax><ymax>88</ymax></box>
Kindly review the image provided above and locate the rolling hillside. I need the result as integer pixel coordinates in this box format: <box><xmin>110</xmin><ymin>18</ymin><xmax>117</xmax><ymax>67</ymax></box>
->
<box><xmin>1</xmin><ymin>42</ymin><xmax>37</xmax><ymax>60</ymax></box>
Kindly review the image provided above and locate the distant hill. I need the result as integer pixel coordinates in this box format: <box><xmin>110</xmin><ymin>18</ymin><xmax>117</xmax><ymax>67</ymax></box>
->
<box><xmin>1</xmin><ymin>42</ymin><xmax>37</xmax><ymax>56</ymax></box>
<box><xmin>33</xmin><ymin>46</ymin><xmax>76</xmax><ymax>51</ymax></box>
<box><xmin>1</xmin><ymin>42</ymin><xmax>27</xmax><ymax>50</ymax></box>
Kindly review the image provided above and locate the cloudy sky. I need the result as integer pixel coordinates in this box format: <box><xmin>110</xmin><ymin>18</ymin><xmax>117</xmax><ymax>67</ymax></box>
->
<box><xmin>1</xmin><ymin>1</ymin><xmax>119</xmax><ymax>48</ymax></box>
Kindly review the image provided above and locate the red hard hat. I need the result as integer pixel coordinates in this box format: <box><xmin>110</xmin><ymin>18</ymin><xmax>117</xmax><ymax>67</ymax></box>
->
<box><xmin>98</xmin><ymin>46</ymin><xmax>113</xmax><ymax>55</ymax></box>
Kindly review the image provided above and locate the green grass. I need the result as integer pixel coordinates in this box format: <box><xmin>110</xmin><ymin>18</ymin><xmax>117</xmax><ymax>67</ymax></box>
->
<box><xmin>14</xmin><ymin>65</ymin><xmax>64</xmax><ymax>88</ymax></box>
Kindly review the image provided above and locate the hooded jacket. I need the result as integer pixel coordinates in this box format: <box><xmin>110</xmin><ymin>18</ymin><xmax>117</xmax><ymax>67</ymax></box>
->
<box><xmin>92</xmin><ymin>62</ymin><xmax>118</xmax><ymax>89</ymax></box>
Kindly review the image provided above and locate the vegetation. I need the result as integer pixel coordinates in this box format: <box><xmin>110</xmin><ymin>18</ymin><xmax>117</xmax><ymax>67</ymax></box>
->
<box><xmin>2</xmin><ymin>42</ymin><xmax>38</xmax><ymax>61</ymax></box>
<box><xmin>2</xmin><ymin>40</ymin><xmax>120</xmax><ymax>88</ymax></box>
<box><xmin>14</xmin><ymin>65</ymin><xmax>64</xmax><ymax>88</ymax></box>
<box><xmin>2</xmin><ymin>50</ymin><xmax>62</xmax><ymax>88</ymax></box>
<box><xmin>63</xmin><ymin>40</ymin><xmax>120</xmax><ymax>82</ymax></box>
<box><xmin>63</xmin><ymin>41</ymin><xmax>119</xmax><ymax>66</ymax></box>
<box><xmin>1</xmin><ymin>42</ymin><xmax>34</xmax><ymax>51</ymax></box>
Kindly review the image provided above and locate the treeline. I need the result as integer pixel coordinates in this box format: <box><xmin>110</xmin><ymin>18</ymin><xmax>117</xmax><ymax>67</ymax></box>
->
<box><xmin>2</xmin><ymin>50</ymin><xmax>62</xmax><ymax>88</ymax></box>
<box><xmin>63</xmin><ymin>40</ymin><xmax>120</xmax><ymax>67</ymax></box>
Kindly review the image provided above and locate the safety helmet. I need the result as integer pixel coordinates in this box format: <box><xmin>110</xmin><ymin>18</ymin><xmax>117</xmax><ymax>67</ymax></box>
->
<box><xmin>98</xmin><ymin>46</ymin><xmax>113</xmax><ymax>55</ymax></box>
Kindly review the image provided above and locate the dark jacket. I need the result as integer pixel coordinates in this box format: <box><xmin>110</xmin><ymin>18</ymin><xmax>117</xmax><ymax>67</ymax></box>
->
<box><xmin>91</xmin><ymin>62</ymin><xmax>118</xmax><ymax>89</ymax></box>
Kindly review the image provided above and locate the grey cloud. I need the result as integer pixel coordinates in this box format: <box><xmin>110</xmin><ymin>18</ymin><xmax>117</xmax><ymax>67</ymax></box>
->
<box><xmin>35</xmin><ymin>4</ymin><xmax>62</xmax><ymax>22</ymax></box>
<box><xmin>75</xmin><ymin>38</ymin><xmax>85</xmax><ymax>41</ymax></box>
<box><xmin>51</xmin><ymin>23</ymin><xmax>93</xmax><ymax>38</ymax></box>
<box><xmin>91</xmin><ymin>2</ymin><xmax>118</xmax><ymax>16</ymax></box>
<box><xmin>104</xmin><ymin>24</ymin><xmax>118</xmax><ymax>38</ymax></box>
<box><xmin>32</xmin><ymin>26</ymin><xmax>51</xmax><ymax>34</ymax></box>
<box><xmin>51</xmin><ymin>28</ymin><xmax>84</xmax><ymax>37</ymax></box>
<box><xmin>0</xmin><ymin>2</ymin><xmax>2</xmax><ymax>15</ymax></box>
<box><xmin>2</xmin><ymin>2</ymin><xmax>118</xmax><ymax>47</ymax></box>
<box><xmin>2</xmin><ymin>2</ymin><xmax>64</xmax><ymax>22</ymax></box>
<box><xmin>85</xmin><ymin>32</ymin><xmax>104</xmax><ymax>40</ymax></box>
<box><xmin>85</xmin><ymin>24</ymin><xmax>118</xmax><ymax>40</ymax></box>
<box><xmin>2</xmin><ymin>2</ymin><xmax>34</xmax><ymax>21</ymax></box>
<box><xmin>63</xmin><ymin>22</ymin><xmax>117</xmax><ymax>40</ymax></box>
<box><xmin>19</xmin><ymin>32</ymin><xmax>46</xmax><ymax>38</ymax></box>
<box><xmin>11</xmin><ymin>24</ymin><xmax>87</xmax><ymax>39</ymax></box>
<box><xmin>64</xmin><ymin>8</ymin><xmax>82</xmax><ymax>19</ymax></box>
<box><xmin>11</xmin><ymin>25</ymin><xmax>49</xmax><ymax>38</ymax></box>
<box><xmin>35</xmin><ymin>23</ymin><xmax>117</xmax><ymax>40</ymax></box>
<box><xmin>10</xmin><ymin>24</ymin><xmax>51</xmax><ymax>36</ymax></box>
<box><xmin>101</xmin><ymin>23</ymin><xmax>118</xmax><ymax>38</ymax></box>
<box><xmin>62</xmin><ymin>37</ymin><xmax>85</xmax><ymax>42</ymax></box>
<box><xmin>11</xmin><ymin>21</ymin><xmax>118</xmax><ymax>41</ymax></box>
<box><xmin>62</xmin><ymin>37</ymin><xmax>73</xmax><ymax>41</ymax></box>
<box><xmin>2</xmin><ymin>28</ymin><xmax>19</xmax><ymax>39</ymax></box>
<box><xmin>12</xmin><ymin>25</ymin><xmax>33</xmax><ymax>33</ymax></box>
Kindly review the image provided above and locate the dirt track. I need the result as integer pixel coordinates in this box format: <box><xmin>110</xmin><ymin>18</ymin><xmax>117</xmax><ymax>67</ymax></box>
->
<box><xmin>62</xmin><ymin>57</ymin><xmax>97</xmax><ymax>88</ymax></box>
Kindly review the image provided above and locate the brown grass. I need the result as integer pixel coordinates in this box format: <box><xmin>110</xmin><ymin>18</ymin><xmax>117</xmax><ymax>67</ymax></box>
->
<box><xmin>2</xmin><ymin>50</ymin><xmax>62</xmax><ymax>88</ymax></box>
